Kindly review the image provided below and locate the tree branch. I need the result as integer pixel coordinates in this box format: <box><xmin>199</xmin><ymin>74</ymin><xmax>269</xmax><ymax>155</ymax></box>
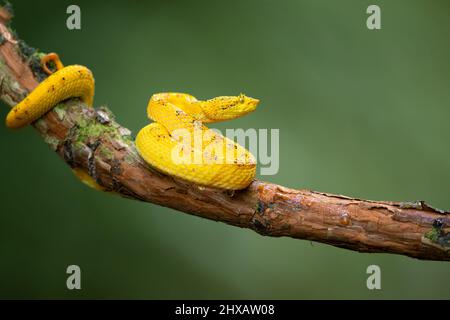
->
<box><xmin>1</xmin><ymin>6</ymin><xmax>448</xmax><ymax>261</ymax></box>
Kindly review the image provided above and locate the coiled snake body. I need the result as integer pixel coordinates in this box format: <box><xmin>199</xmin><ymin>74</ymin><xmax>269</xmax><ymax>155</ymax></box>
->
<box><xmin>6</xmin><ymin>54</ymin><xmax>259</xmax><ymax>190</ymax></box>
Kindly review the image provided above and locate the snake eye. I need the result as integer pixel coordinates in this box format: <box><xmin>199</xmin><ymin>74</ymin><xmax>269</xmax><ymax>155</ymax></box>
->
<box><xmin>238</xmin><ymin>94</ymin><xmax>245</xmax><ymax>104</ymax></box>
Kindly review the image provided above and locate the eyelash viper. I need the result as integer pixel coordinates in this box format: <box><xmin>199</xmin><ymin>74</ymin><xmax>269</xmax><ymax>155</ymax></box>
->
<box><xmin>6</xmin><ymin>53</ymin><xmax>259</xmax><ymax>190</ymax></box>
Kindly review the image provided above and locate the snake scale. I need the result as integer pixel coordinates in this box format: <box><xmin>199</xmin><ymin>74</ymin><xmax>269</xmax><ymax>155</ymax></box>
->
<box><xmin>6</xmin><ymin>54</ymin><xmax>259</xmax><ymax>190</ymax></box>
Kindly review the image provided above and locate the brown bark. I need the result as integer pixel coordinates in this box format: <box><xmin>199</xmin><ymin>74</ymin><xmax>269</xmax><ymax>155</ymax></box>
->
<box><xmin>0</xmin><ymin>7</ymin><xmax>448</xmax><ymax>261</ymax></box>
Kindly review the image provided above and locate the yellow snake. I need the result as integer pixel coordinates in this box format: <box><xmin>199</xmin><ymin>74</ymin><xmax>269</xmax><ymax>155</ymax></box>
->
<box><xmin>6</xmin><ymin>53</ymin><xmax>259</xmax><ymax>190</ymax></box>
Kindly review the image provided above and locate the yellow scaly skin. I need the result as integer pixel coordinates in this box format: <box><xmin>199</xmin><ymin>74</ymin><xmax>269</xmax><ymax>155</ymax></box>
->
<box><xmin>6</xmin><ymin>54</ymin><xmax>259</xmax><ymax>190</ymax></box>
<box><xmin>136</xmin><ymin>93</ymin><xmax>259</xmax><ymax>189</ymax></box>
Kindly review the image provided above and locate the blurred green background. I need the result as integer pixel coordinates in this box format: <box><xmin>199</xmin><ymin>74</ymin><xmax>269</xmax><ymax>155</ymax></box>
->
<box><xmin>0</xmin><ymin>0</ymin><xmax>449</xmax><ymax>299</ymax></box>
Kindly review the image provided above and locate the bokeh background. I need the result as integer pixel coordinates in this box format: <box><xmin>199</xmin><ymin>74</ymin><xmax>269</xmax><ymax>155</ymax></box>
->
<box><xmin>0</xmin><ymin>0</ymin><xmax>449</xmax><ymax>299</ymax></box>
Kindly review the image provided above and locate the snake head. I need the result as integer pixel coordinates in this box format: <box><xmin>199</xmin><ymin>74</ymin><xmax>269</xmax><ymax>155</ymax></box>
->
<box><xmin>202</xmin><ymin>93</ymin><xmax>260</xmax><ymax>122</ymax></box>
